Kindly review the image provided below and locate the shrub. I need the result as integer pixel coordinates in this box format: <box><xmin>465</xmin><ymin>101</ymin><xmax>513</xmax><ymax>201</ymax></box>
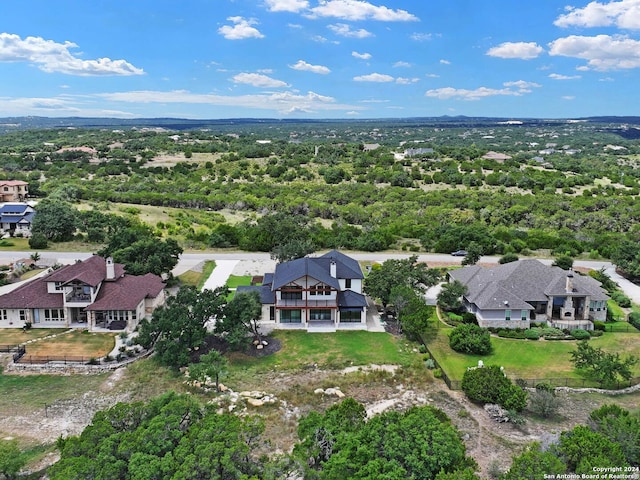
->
<box><xmin>87</xmin><ymin>358</ymin><xmax>100</xmax><ymax>365</ymax></box>
<box><xmin>461</xmin><ymin>365</ymin><xmax>527</xmax><ymax>412</ymax></box>
<box><xmin>498</xmin><ymin>253</ymin><xmax>519</xmax><ymax>264</ymax></box>
<box><xmin>528</xmin><ymin>387</ymin><xmax>560</xmax><ymax>419</ymax></box>
<box><xmin>591</xmin><ymin>330</ymin><xmax>603</xmax><ymax>337</ymax></box>
<box><xmin>418</xmin><ymin>344</ymin><xmax>427</xmax><ymax>354</ymax></box>
<box><xmin>449</xmin><ymin>324</ymin><xmax>492</xmax><ymax>355</ymax></box>
<box><xmin>593</xmin><ymin>321</ymin><xmax>606</xmax><ymax>332</ymax></box>
<box><xmin>462</xmin><ymin>312</ymin><xmax>478</xmax><ymax>324</ymax></box>
<box><xmin>571</xmin><ymin>329</ymin><xmax>591</xmax><ymax>340</ymax></box>
<box><xmin>23</xmin><ymin>322</ymin><xmax>32</xmax><ymax>330</ymax></box>
<box><xmin>524</xmin><ymin>328</ymin><xmax>541</xmax><ymax>340</ymax></box>
<box><xmin>425</xmin><ymin>358</ymin><xmax>436</xmax><ymax>369</ymax></box>
<box><xmin>28</xmin><ymin>233</ymin><xmax>48</xmax><ymax>249</ymax></box>
<box><xmin>611</xmin><ymin>291</ymin><xmax>631</xmax><ymax>308</ymax></box>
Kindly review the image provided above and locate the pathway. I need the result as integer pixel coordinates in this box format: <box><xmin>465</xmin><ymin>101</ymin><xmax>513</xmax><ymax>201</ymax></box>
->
<box><xmin>200</xmin><ymin>260</ymin><xmax>239</xmax><ymax>291</ymax></box>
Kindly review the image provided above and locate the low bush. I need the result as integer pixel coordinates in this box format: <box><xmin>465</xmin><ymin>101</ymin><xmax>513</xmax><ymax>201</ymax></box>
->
<box><xmin>571</xmin><ymin>329</ymin><xmax>591</xmax><ymax>340</ymax></box>
<box><xmin>591</xmin><ymin>330</ymin><xmax>603</xmax><ymax>337</ymax></box>
<box><xmin>593</xmin><ymin>321</ymin><xmax>606</xmax><ymax>332</ymax></box>
<box><xmin>449</xmin><ymin>324</ymin><xmax>492</xmax><ymax>355</ymax></box>
<box><xmin>524</xmin><ymin>329</ymin><xmax>541</xmax><ymax>340</ymax></box>
<box><xmin>611</xmin><ymin>291</ymin><xmax>631</xmax><ymax>308</ymax></box>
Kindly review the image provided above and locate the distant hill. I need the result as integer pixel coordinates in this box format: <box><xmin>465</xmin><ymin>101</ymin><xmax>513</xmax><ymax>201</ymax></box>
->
<box><xmin>1</xmin><ymin>115</ymin><xmax>639</xmax><ymax>133</ymax></box>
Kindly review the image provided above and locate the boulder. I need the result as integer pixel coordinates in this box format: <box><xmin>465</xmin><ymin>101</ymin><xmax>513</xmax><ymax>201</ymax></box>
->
<box><xmin>247</xmin><ymin>398</ymin><xmax>264</xmax><ymax>407</ymax></box>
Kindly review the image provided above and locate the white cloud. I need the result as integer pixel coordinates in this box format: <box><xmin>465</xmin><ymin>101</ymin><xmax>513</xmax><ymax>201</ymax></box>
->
<box><xmin>231</xmin><ymin>72</ymin><xmax>289</xmax><ymax>87</ymax></box>
<box><xmin>289</xmin><ymin>60</ymin><xmax>331</xmax><ymax>74</ymax></box>
<box><xmin>328</xmin><ymin>23</ymin><xmax>373</xmax><ymax>38</ymax></box>
<box><xmin>353</xmin><ymin>73</ymin><xmax>394</xmax><ymax>82</ymax></box>
<box><xmin>486</xmin><ymin>41</ymin><xmax>544</xmax><ymax>59</ymax></box>
<box><xmin>265</xmin><ymin>0</ymin><xmax>310</xmax><ymax>12</ymax></box>
<box><xmin>554</xmin><ymin>0</ymin><xmax>640</xmax><ymax>29</ymax></box>
<box><xmin>218</xmin><ymin>17</ymin><xmax>264</xmax><ymax>40</ymax></box>
<box><xmin>95</xmin><ymin>89</ymin><xmax>361</xmax><ymax>114</ymax></box>
<box><xmin>411</xmin><ymin>32</ymin><xmax>432</xmax><ymax>41</ymax></box>
<box><xmin>311</xmin><ymin>35</ymin><xmax>329</xmax><ymax>43</ymax></box>
<box><xmin>548</xmin><ymin>73</ymin><xmax>582</xmax><ymax>80</ymax></box>
<box><xmin>549</xmin><ymin>34</ymin><xmax>640</xmax><ymax>70</ymax></box>
<box><xmin>395</xmin><ymin>77</ymin><xmax>419</xmax><ymax>84</ymax></box>
<box><xmin>503</xmin><ymin>80</ymin><xmax>542</xmax><ymax>93</ymax></box>
<box><xmin>562</xmin><ymin>96</ymin><xmax>576</xmax><ymax>100</ymax></box>
<box><xmin>425</xmin><ymin>81</ymin><xmax>537</xmax><ymax>101</ymax></box>
<box><xmin>307</xmin><ymin>0</ymin><xmax>418</xmax><ymax>22</ymax></box>
<box><xmin>352</xmin><ymin>51</ymin><xmax>372</xmax><ymax>59</ymax></box>
<box><xmin>440</xmin><ymin>59</ymin><xmax>451</xmax><ymax>65</ymax></box>
<box><xmin>0</xmin><ymin>33</ymin><xmax>143</xmax><ymax>76</ymax></box>
<box><xmin>425</xmin><ymin>73</ymin><xmax>440</xmax><ymax>78</ymax></box>
<box><xmin>393</xmin><ymin>61</ymin><xmax>411</xmax><ymax>68</ymax></box>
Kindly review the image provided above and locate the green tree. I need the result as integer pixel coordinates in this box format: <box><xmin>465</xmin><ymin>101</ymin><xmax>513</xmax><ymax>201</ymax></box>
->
<box><xmin>589</xmin><ymin>405</ymin><xmax>640</xmax><ymax>465</ymax></box>
<box><xmin>102</xmin><ymin>235</ymin><xmax>183</xmax><ymax>277</ymax></box>
<box><xmin>215</xmin><ymin>290</ymin><xmax>264</xmax><ymax>351</ymax></box>
<box><xmin>0</xmin><ymin>439</ymin><xmax>26</xmax><ymax>480</ymax></box>
<box><xmin>449</xmin><ymin>324</ymin><xmax>492</xmax><ymax>355</ymax></box>
<box><xmin>299</xmin><ymin>402</ymin><xmax>474</xmax><ymax>480</ymax></box>
<box><xmin>570</xmin><ymin>341</ymin><xmax>638</xmax><ymax>387</ymax></box>
<box><xmin>552</xmin><ymin>255</ymin><xmax>574</xmax><ymax>271</ymax></box>
<box><xmin>611</xmin><ymin>237</ymin><xmax>640</xmax><ymax>281</ymax></box>
<box><xmin>137</xmin><ymin>286</ymin><xmax>228</xmax><ymax>368</ymax></box>
<box><xmin>271</xmin><ymin>238</ymin><xmax>316</xmax><ymax>263</ymax></box>
<box><xmin>437</xmin><ymin>280</ymin><xmax>468</xmax><ymax>313</ymax></box>
<box><xmin>462</xmin><ymin>242</ymin><xmax>483</xmax><ymax>266</ymax></box>
<box><xmin>502</xmin><ymin>442</ymin><xmax>566</xmax><ymax>480</ymax></box>
<box><xmin>28</xmin><ymin>232</ymin><xmax>48</xmax><ymax>249</ymax></box>
<box><xmin>461</xmin><ymin>365</ymin><xmax>527</xmax><ymax>412</ymax></box>
<box><xmin>557</xmin><ymin>425</ymin><xmax>628</xmax><ymax>474</ymax></box>
<box><xmin>188</xmin><ymin>349</ymin><xmax>228</xmax><ymax>391</ymax></box>
<box><xmin>31</xmin><ymin>200</ymin><xmax>77</xmax><ymax>242</ymax></box>
<box><xmin>364</xmin><ymin>256</ymin><xmax>440</xmax><ymax>311</ymax></box>
<box><xmin>390</xmin><ymin>285</ymin><xmax>433</xmax><ymax>341</ymax></box>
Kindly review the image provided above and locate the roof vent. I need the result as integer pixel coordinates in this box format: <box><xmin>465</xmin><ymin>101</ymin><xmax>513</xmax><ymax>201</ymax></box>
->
<box><xmin>503</xmin><ymin>300</ymin><xmax>509</xmax><ymax>305</ymax></box>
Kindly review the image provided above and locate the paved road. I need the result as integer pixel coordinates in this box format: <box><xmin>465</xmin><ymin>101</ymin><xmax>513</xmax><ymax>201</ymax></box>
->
<box><xmin>2</xmin><ymin>250</ymin><xmax>639</xmax><ymax>305</ymax></box>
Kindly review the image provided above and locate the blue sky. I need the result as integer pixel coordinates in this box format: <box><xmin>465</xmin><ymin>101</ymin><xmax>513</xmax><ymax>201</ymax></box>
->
<box><xmin>1</xmin><ymin>0</ymin><xmax>639</xmax><ymax>119</ymax></box>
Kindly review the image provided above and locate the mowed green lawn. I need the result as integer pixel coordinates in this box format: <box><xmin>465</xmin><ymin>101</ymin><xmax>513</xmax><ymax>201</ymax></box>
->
<box><xmin>427</xmin><ymin>326</ymin><xmax>640</xmax><ymax>383</ymax></box>
<box><xmin>228</xmin><ymin>331</ymin><xmax>416</xmax><ymax>372</ymax></box>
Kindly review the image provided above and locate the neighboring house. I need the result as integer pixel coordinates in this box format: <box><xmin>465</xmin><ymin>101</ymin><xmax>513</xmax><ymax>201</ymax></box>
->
<box><xmin>449</xmin><ymin>259</ymin><xmax>609</xmax><ymax>331</ymax></box>
<box><xmin>0</xmin><ymin>180</ymin><xmax>28</xmax><ymax>202</ymax></box>
<box><xmin>0</xmin><ymin>255</ymin><xmax>165</xmax><ymax>332</ymax></box>
<box><xmin>237</xmin><ymin>250</ymin><xmax>368</xmax><ymax>332</ymax></box>
<box><xmin>0</xmin><ymin>203</ymin><xmax>35</xmax><ymax>237</ymax></box>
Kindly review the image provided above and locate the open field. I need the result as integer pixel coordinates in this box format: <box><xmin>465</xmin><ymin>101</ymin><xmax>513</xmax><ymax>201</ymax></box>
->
<box><xmin>426</xmin><ymin>325</ymin><xmax>640</xmax><ymax>385</ymax></box>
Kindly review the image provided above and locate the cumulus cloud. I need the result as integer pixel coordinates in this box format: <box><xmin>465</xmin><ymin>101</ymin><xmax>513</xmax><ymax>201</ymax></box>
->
<box><xmin>352</xmin><ymin>51</ymin><xmax>372</xmax><ymax>59</ymax></box>
<box><xmin>440</xmin><ymin>59</ymin><xmax>451</xmax><ymax>65</ymax></box>
<box><xmin>265</xmin><ymin>0</ymin><xmax>309</xmax><ymax>12</ymax></box>
<box><xmin>554</xmin><ymin>0</ymin><xmax>640</xmax><ymax>29</ymax></box>
<box><xmin>328</xmin><ymin>23</ymin><xmax>373</xmax><ymax>38</ymax></box>
<box><xmin>307</xmin><ymin>0</ymin><xmax>418</xmax><ymax>21</ymax></box>
<box><xmin>0</xmin><ymin>33</ymin><xmax>143</xmax><ymax>76</ymax></box>
<box><xmin>548</xmin><ymin>73</ymin><xmax>582</xmax><ymax>80</ymax></box>
<box><xmin>289</xmin><ymin>60</ymin><xmax>331</xmax><ymax>74</ymax></box>
<box><xmin>354</xmin><ymin>73</ymin><xmax>394</xmax><ymax>82</ymax></box>
<box><xmin>425</xmin><ymin>80</ymin><xmax>540</xmax><ymax>100</ymax></box>
<box><xmin>231</xmin><ymin>72</ymin><xmax>289</xmax><ymax>87</ymax></box>
<box><xmin>393</xmin><ymin>61</ymin><xmax>411</xmax><ymax>68</ymax></box>
<box><xmin>549</xmin><ymin>34</ymin><xmax>640</xmax><ymax>70</ymax></box>
<box><xmin>218</xmin><ymin>17</ymin><xmax>265</xmax><ymax>40</ymax></box>
<box><xmin>486</xmin><ymin>41</ymin><xmax>544</xmax><ymax>59</ymax></box>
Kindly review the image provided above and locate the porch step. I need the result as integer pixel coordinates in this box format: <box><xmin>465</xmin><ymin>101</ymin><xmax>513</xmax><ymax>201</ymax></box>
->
<box><xmin>307</xmin><ymin>325</ymin><xmax>337</xmax><ymax>333</ymax></box>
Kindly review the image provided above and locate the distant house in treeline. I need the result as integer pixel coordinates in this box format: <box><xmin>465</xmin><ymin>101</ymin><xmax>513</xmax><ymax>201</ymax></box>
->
<box><xmin>0</xmin><ymin>180</ymin><xmax>28</xmax><ymax>202</ymax></box>
<box><xmin>0</xmin><ymin>203</ymin><xmax>34</xmax><ymax>237</ymax></box>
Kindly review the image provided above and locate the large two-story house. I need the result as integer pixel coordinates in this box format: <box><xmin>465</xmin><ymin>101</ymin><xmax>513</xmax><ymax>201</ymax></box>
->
<box><xmin>237</xmin><ymin>250</ymin><xmax>368</xmax><ymax>332</ymax></box>
<box><xmin>0</xmin><ymin>255</ymin><xmax>165</xmax><ymax>332</ymax></box>
<box><xmin>449</xmin><ymin>259</ymin><xmax>609</xmax><ymax>331</ymax></box>
<box><xmin>0</xmin><ymin>180</ymin><xmax>28</xmax><ymax>202</ymax></box>
<box><xmin>0</xmin><ymin>203</ymin><xmax>34</xmax><ymax>237</ymax></box>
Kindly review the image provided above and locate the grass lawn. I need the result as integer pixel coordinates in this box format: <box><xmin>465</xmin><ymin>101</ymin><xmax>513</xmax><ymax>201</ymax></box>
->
<box><xmin>226</xmin><ymin>274</ymin><xmax>252</xmax><ymax>289</ymax></box>
<box><xmin>426</xmin><ymin>326</ymin><xmax>640</xmax><ymax>385</ymax></box>
<box><xmin>23</xmin><ymin>331</ymin><xmax>116</xmax><ymax>358</ymax></box>
<box><xmin>228</xmin><ymin>331</ymin><xmax>417</xmax><ymax>373</ymax></box>
<box><xmin>0</xmin><ymin>328</ymin><xmax>57</xmax><ymax>346</ymax></box>
<box><xmin>608</xmin><ymin>300</ymin><xmax>627</xmax><ymax>320</ymax></box>
<box><xmin>178</xmin><ymin>260</ymin><xmax>216</xmax><ymax>288</ymax></box>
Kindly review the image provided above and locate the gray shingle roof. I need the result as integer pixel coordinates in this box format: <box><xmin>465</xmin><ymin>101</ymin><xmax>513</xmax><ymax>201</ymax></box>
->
<box><xmin>450</xmin><ymin>259</ymin><xmax>609</xmax><ymax>310</ymax></box>
<box><xmin>236</xmin><ymin>285</ymin><xmax>275</xmax><ymax>304</ymax></box>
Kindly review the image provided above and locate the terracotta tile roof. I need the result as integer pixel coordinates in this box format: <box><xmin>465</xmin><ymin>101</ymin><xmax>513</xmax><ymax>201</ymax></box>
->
<box><xmin>86</xmin><ymin>273</ymin><xmax>164</xmax><ymax>311</ymax></box>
